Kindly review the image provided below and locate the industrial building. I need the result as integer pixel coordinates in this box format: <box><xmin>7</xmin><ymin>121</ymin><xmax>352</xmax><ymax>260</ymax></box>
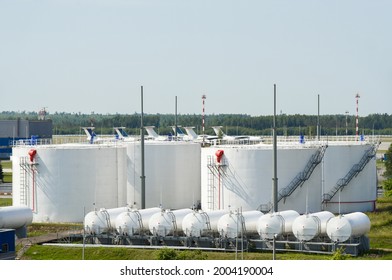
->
<box><xmin>0</xmin><ymin>119</ymin><xmax>53</xmax><ymax>159</ymax></box>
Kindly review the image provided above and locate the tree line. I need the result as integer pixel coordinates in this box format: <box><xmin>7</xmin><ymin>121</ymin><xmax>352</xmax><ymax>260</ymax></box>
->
<box><xmin>1</xmin><ymin>111</ymin><xmax>392</xmax><ymax>136</ymax></box>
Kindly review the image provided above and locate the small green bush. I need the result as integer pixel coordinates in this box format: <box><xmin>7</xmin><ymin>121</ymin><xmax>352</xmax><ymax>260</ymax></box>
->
<box><xmin>383</xmin><ymin>178</ymin><xmax>392</xmax><ymax>197</ymax></box>
<box><xmin>155</xmin><ymin>248</ymin><xmax>207</xmax><ymax>260</ymax></box>
<box><xmin>331</xmin><ymin>247</ymin><xmax>349</xmax><ymax>260</ymax></box>
<box><xmin>155</xmin><ymin>247</ymin><xmax>178</xmax><ymax>260</ymax></box>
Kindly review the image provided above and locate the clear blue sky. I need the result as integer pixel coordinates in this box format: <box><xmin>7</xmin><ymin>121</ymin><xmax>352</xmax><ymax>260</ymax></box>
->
<box><xmin>1</xmin><ymin>0</ymin><xmax>391</xmax><ymax>116</ymax></box>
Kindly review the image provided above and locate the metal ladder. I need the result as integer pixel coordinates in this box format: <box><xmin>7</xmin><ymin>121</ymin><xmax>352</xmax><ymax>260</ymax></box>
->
<box><xmin>206</xmin><ymin>155</ymin><xmax>216</xmax><ymax>210</ymax></box>
<box><xmin>19</xmin><ymin>157</ymin><xmax>29</xmax><ymax>206</ymax></box>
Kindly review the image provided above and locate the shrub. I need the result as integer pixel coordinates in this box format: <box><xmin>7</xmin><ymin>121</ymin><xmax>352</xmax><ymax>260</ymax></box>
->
<box><xmin>383</xmin><ymin>178</ymin><xmax>392</xmax><ymax>197</ymax></box>
<box><xmin>155</xmin><ymin>247</ymin><xmax>178</xmax><ymax>260</ymax></box>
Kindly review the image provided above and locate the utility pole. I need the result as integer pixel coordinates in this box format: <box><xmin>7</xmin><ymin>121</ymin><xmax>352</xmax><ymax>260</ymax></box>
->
<box><xmin>272</xmin><ymin>84</ymin><xmax>278</xmax><ymax>213</ymax></box>
<box><xmin>140</xmin><ymin>86</ymin><xmax>146</xmax><ymax>209</ymax></box>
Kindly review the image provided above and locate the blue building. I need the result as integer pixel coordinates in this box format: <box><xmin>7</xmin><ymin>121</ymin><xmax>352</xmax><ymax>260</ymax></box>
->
<box><xmin>0</xmin><ymin>229</ymin><xmax>16</xmax><ymax>260</ymax></box>
<box><xmin>0</xmin><ymin>119</ymin><xmax>52</xmax><ymax>159</ymax></box>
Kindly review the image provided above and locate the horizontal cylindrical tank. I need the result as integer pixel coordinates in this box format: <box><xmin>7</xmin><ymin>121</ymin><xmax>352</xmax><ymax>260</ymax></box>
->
<box><xmin>292</xmin><ymin>211</ymin><xmax>335</xmax><ymax>241</ymax></box>
<box><xmin>84</xmin><ymin>206</ymin><xmax>130</xmax><ymax>234</ymax></box>
<box><xmin>0</xmin><ymin>206</ymin><xmax>33</xmax><ymax>229</ymax></box>
<box><xmin>115</xmin><ymin>207</ymin><xmax>161</xmax><ymax>236</ymax></box>
<box><xmin>217</xmin><ymin>210</ymin><xmax>264</xmax><ymax>238</ymax></box>
<box><xmin>257</xmin><ymin>210</ymin><xmax>300</xmax><ymax>240</ymax></box>
<box><xmin>182</xmin><ymin>210</ymin><xmax>228</xmax><ymax>237</ymax></box>
<box><xmin>326</xmin><ymin>212</ymin><xmax>371</xmax><ymax>242</ymax></box>
<box><xmin>149</xmin><ymin>208</ymin><xmax>193</xmax><ymax>237</ymax></box>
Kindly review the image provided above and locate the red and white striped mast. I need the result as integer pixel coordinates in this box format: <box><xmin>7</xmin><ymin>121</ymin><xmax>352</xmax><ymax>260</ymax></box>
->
<box><xmin>355</xmin><ymin>93</ymin><xmax>360</xmax><ymax>141</ymax></box>
<box><xmin>202</xmin><ymin>94</ymin><xmax>206</xmax><ymax>146</ymax></box>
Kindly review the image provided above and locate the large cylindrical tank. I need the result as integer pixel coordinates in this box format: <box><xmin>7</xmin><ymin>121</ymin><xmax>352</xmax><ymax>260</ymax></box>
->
<box><xmin>326</xmin><ymin>212</ymin><xmax>371</xmax><ymax>242</ymax></box>
<box><xmin>217</xmin><ymin>210</ymin><xmax>264</xmax><ymax>238</ymax></box>
<box><xmin>292</xmin><ymin>211</ymin><xmax>334</xmax><ymax>241</ymax></box>
<box><xmin>0</xmin><ymin>206</ymin><xmax>33</xmax><ymax>229</ymax></box>
<box><xmin>115</xmin><ymin>207</ymin><xmax>161</xmax><ymax>236</ymax></box>
<box><xmin>84</xmin><ymin>206</ymin><xmax>130</xmax><ymax>234</ymax></box>
<box><xmin>149</xmin><ymin>208</ymin><xmax>193</xmax><ymax>237</ymax></box>
<box><xmin>257</xmin><ymin>210</ymin><xmax>300</xmax><ymax>240</ymax></box>
<box><xmin>201</xmin><ymin>143</ymin><xmax>377</xmax><ymax>214</ymax></box>
<box><xmin>126</xmin><ymin>142</ymin><xmax>201</xmax><ymax>210</ymax></box>
<box><xmin>201</xmin><ymin>145</ymin><xmax>321</xmax><ymax>213</ymax></box>
<box><xmin>12</xmin><ymin>144</ymin><xmax>127</xmax><ymax>223</ymax></box>
<box><xmin>182</xmin><ymin>210</ymin><xmax>228</xmax><ymax>237</ymax></box>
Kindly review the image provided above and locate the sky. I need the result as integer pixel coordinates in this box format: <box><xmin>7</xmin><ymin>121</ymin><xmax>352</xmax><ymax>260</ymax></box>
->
<box><xmin>0</xmin><ymin>0</ymin><xmax>391</xmax><ymax>116</ymax></box>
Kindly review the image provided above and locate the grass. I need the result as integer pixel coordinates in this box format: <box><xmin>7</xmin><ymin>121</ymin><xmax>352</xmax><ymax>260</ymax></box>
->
<box><xmin>0</xmin><ymin>197</ymin><xmax>12</xmax><ymax>206</ymax></box>
<box><xmin>366</xmin><ymin>197</ymin><xmax>392</xmax><ymax>250</ymax></box>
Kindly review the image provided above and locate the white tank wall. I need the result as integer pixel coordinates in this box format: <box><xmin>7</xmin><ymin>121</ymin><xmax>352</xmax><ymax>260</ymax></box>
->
<box><xmin>322</xmin><ymin>144</ymin><xmax>377</xmax><ymax>213</ymax></box>
<box><xmin>201</xmin><ymin>143</ymin><xmax>377</xmax><ymax>214</ymax></box>
<box><xmin>126</xmin><ymin>142</ymin><xmax>201</xmax><ymax>209</ymax></box>
<box><xmin>201</xmin><ymin>146</ymin><xmax>321</xmax><ymax>212</ymax></box>
<box><xmin>12</xmin><ymin>144</ymin><xmax>127</xmax><ymax>223</ymax></box>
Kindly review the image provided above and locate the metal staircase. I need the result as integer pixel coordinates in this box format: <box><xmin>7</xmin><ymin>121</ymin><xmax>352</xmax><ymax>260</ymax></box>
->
<box><xmin>278</xmin><ymin>145</ymin><xmax>328</xmax><ymax>203</ymax></box>
<box><xmin>257</xmin><ymin>145</ymin><xmax>328</xmax><ymax>212</ymax></box>
<box><xmin>322</xmin><ymin>144</ymin><xmax>378</xmax><ymax>203</ymax></box>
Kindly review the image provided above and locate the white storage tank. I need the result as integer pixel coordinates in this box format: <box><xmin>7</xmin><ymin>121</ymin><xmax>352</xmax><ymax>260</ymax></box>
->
<box><xmin>126</xmin><ymin>142</ymin><xmax>201</xmax><ymax>210</ymax></box>
<box><xmin>0</xmin><ymin>206</ymin><xmax>33</xmax><ymax>229</ymax></box>
<box><xmin>182</xmin><ymin>210</ymin><xmax>228</xmax><ymax>237</ymax></box>
<box><xmin>12</xmin><ymin>144</ymin><xmax>127</xmax><ymax>223</ymax></box>
<box><xmin>217</xmin><ymin>210</ymin><xmax>264</xmax><ymax>238</ymax></box>
<box><xmin>201</xmin><ymin>145</ymin><xmax>321</xmax><ymax>213</ymax></box>
<box><xmin>115</xmin><ymin>207</ymin><xmax>161</xmax><ymax>236</ymax></box>
<box><xmin>257</xmin><ymin>210</ymin><xmax>300</xmax><ymax>240</ymax></box>
<box><xmin>326</xmin><ymin>212</ymin><xmax>371</xmax><ymax>242</ymax></box>
<box><xmin>149</xmin><ymin>208</ymin><xmax>193</xmax><ymax>237</ymax></box>
<box><xmin>292</xmin><ymin>211</ymin><xmax>334</xmax><ymax>241</ymax></box>
<box><xmin>84</xmin><ymin>206</ymin><xmax>130</xmax><ymax>234</ymax></box>
<box><xmin>201</xmin><ymin>142</ymin><xmax>377</xmax><ymax>214</ymax></box>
